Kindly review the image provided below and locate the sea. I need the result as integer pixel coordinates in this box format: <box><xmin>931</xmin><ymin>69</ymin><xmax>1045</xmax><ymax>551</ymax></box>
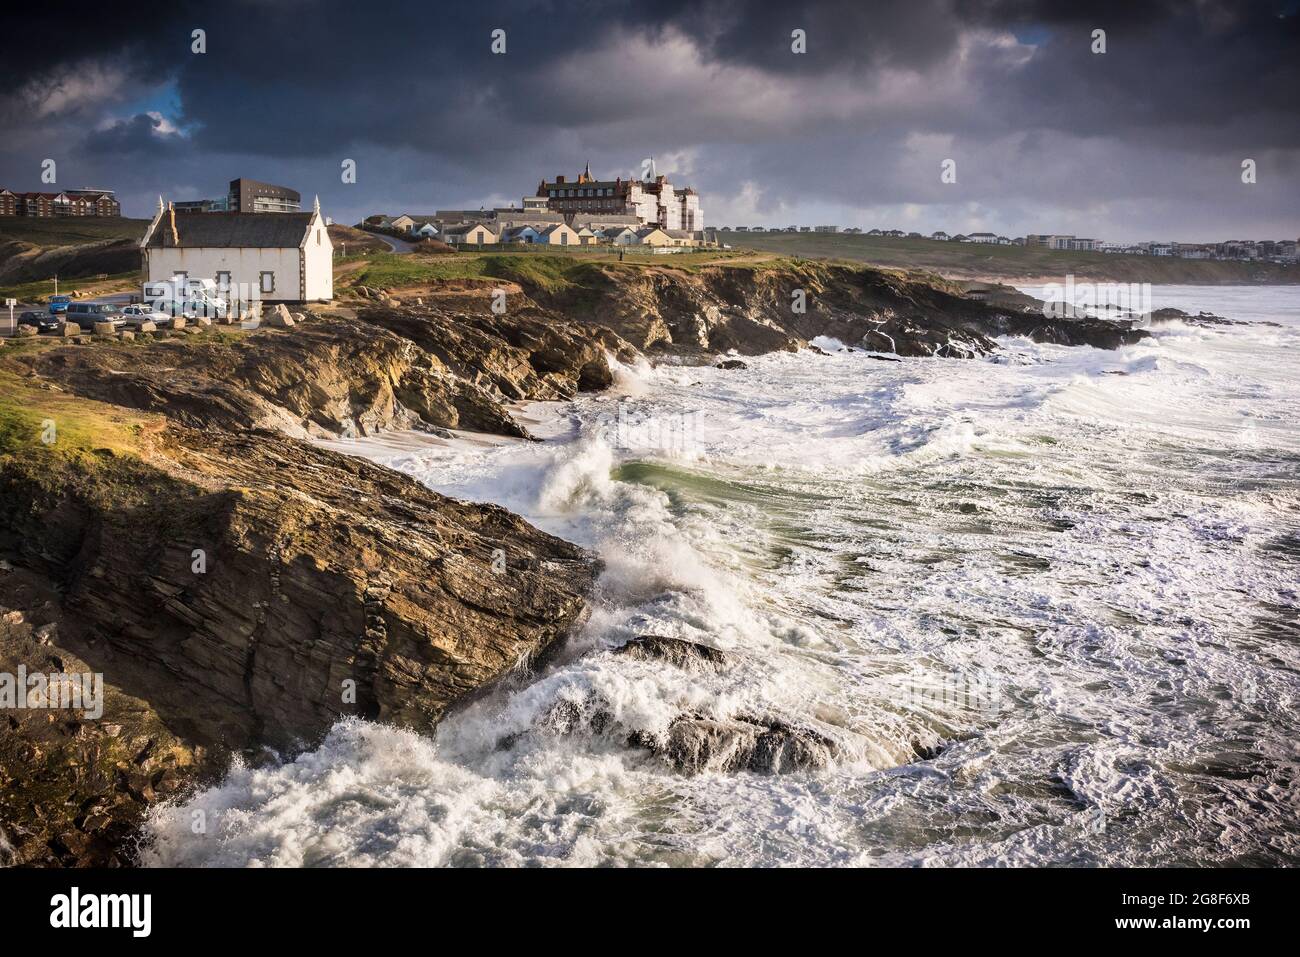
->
<box><xmin>143</xmin><ymin>285</ymin><xmax>1300</xmax><ymax>867</ymax></box>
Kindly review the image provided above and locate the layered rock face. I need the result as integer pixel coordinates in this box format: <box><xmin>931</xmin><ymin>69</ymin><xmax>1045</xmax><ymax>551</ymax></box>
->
<box><xmin>22</xmin><ymin>310</ymin><xmax>634</xmax><ymax>441</ymax></box>
<box><xmin>0</xmin><ymin>260</ymin><xmax>1145</xmax><ymax>865</ymax></box>
<box><xmin>0</xmin><ymin>307</ymin><xmax>625</xmax><ymax>864</ymax></box>
<box><xmin>511</xmin><ymin>261</ymin><xmax>1148</xmax><ymax>356</ymax></box>
<box><xmin>0</xmin><ymin>432</ymin><xmax>597</xmax><ymax>752</ymax></box>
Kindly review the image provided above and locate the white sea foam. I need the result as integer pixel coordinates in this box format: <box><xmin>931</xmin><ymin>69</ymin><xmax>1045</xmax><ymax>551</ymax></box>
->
<box><xmin>145</xmin><ymin>286</ymin><xmax>1300</xmax><ymax>867</ymax></box>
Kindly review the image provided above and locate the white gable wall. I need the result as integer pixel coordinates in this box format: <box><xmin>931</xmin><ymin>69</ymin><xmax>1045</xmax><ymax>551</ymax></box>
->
<box><xmin>302</xmin><ymin>218</ymin><xmax>334</xmax><ymax>301</ymax></box>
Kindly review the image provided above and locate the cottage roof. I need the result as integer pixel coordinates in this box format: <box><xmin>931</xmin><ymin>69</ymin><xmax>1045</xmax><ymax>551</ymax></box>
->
<box><xmin>146</xmin><ymin>211</ymin><xmax>315</xmax><ymax>248</ymax></box>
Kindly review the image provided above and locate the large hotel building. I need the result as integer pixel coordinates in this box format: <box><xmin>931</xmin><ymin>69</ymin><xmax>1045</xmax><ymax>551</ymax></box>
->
<box><xmin>536</xmin><ymin>162</ymin><xmax>702</xmax><ymax>231</ymax></box>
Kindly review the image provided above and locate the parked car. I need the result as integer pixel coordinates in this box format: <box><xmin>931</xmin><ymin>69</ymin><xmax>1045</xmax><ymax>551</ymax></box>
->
<box><xmin>18</xmin><ymin>310</ymin><xmax>62</xmax><ymax>333</ymax></box>
<box><xmin>119</xmin><ymin>303</ymin><xmax>173</xmax><ymax>328</ymax></box>
<box><xmin>48</xmin><ymin>295</ymin><xmax>72</xmax><ymax>315</ymax></box>
<box><xmin>143</xmin><ymin>279</ymin><xmax>228</xmax><ymax>320</ymax></box>
<box><xmin>65</xmin><ymin>302</ymin><xmax>126</xmax><ymax>328</ymax></box>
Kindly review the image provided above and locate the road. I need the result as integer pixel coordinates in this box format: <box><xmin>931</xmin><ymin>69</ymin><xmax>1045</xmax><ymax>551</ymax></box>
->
<box><xmin>368</xmin><ymin>231</ymin><xmax>416</xmax><ymax>254</ymax></box>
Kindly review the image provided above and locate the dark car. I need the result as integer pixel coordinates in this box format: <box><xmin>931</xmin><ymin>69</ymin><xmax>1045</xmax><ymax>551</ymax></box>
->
<box><xmin>65</xmin><ymin>301</ymin><xmax>125</xmax><ymax>328</ymax></box>
<box><xmin>18</xmin><ymin>310</ymin><xmax>61</xmax><ymax>333</ymax></box>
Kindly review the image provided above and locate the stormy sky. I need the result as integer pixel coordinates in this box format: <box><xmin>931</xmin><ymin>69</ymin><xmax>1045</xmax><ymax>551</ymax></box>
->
<box><xmin>1</xmin><ymin>0</ymin><xmax>1297</xmax><ymax>242</ymax></box>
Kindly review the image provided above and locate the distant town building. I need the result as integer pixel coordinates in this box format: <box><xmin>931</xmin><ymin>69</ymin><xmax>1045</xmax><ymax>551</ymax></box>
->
<box><xmin>174</xmin><ymin>198</ymin><xmax>230</xmax><ymax>213</ymax></box>
<box><xmin>0</xmin><ymin>187</ymin><xmax>120</xmax><ymax>217</ymax></box>
<box><xmin>229</xmin><ymin>178</ymin><xmax>301</xmax><ymax>214</ymax></box>
<box><xmin>175</xmin><ymin>178</ymin><xmax>300</xmax><ymax>215</ymax></box>
<box><xmin>536</xmin><ymin>162</ymin><xmax>703</xmax><ymax>232</ymax></box>
<box><xmin>500</xmin><ymin>225</ymin><xmax>542</xmax><ymax>244</ymax></box>
<box><xmin>441</xmin><ymin>223</ymin><xmax>498</xmax><ymax>246</ymax></box>
<box><xmin>538</xmin><ymin>223</ymin><xmax>580</xmax><ymax>246</ymax></box>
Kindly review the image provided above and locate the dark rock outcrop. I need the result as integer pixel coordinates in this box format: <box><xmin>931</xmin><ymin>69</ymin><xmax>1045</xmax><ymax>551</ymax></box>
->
<box><xmin>1147</xmin><ymin>307</ymin><xmax>1271</xmax><ymax>328</ymax></box>
<box><xmin>643</xmin><ymin>714</ymin><xmax>842</xmax><ymax>775</ymax></box>
<box><xmin>508</xmin><ymin>260</ymin><xmax>1147</xmax><ymax>357</ymax></box>
<box><xmin>614</xmin><ymin>635</ymin><xmax>729</xmax><ymax>674</ymax></box>
<box><xmin>0</xmin><ymin>430</ymin><xmax>597</xmax><ymax>755</ymax></box>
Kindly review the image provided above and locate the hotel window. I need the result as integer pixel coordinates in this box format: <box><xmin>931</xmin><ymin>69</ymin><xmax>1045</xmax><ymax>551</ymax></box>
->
<box><xmin>260</xmin><ymin>271</ymin><xmax>275</xmax><ymax>294</ymax></box>
<box><xmin>216</xmin><ymin>271</ymin><xmax>231</xmax><ymax>290</ymax></box>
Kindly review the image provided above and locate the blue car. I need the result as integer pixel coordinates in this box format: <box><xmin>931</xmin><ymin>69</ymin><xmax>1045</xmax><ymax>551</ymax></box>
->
<box><xmin>48</xmin><ymin>295</ymin><xmax>72</xmax><ymax>315</ymax></box>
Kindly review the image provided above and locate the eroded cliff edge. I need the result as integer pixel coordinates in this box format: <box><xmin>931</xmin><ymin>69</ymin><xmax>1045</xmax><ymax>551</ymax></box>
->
<box><xmin>0</xmin><ymin>307</ymin><xmax>627</xmax><ymax>865</ymax></box>
<box><xmin>0</xmin><ymin>258</ymin><xmax>1143</xmax><ymax>865</ymax></box>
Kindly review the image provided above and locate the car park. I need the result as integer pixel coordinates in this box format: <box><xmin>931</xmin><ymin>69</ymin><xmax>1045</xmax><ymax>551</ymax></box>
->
<box><xmin>18</xmin><ymin>310</ymin><xmax>62</xmax><ymax>333</ymax></box>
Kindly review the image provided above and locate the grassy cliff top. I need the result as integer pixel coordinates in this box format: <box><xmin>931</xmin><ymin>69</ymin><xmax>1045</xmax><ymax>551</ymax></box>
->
<box><xmin>339</xmin><ymin>248</ymin><xmax>926</xmax><ymax>295</ymax></box>
<box><xmin>716</xmin><ymin>230</ymin><xmax>1300</xmax><ymax>284</ymax></box>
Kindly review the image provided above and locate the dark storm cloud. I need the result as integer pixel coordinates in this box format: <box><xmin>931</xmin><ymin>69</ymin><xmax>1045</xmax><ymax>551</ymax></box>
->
<box><xmin>1</xmin><ymin>0</ymin><xmax>1296</xmax><ymax>238</ymax></box>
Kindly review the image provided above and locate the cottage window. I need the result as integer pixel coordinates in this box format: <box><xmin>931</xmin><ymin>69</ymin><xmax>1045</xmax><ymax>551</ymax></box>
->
<box><xmin>260</xmin><ymin>271</ymin><xmax>275</xmax><ymax>294</ymax></box>
<box><xmin>216</xmin><ymin>271</ymin><xmax>231</xmax><ymax>289</ymax></box>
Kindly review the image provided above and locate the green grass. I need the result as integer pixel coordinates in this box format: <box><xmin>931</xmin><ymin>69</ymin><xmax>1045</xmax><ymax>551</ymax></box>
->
<box><xmin>0</xmin><ymin>367</ymin><xmax>156</xmax><ymax>460</ymax></box>
<box><xmin>717</xmin><ymin>231</ymin><xmax>1300</xmax><ymax>283</ymax></box>
<box><xmin>347</xmin><ymin>248</ymin><xmax>762</xmax><ymax>291</ymax></box>
<box><xmin>0</xmin><ymin>270</ymin><xmax>138</xmax><ymax>303</ymax></box>
<box><xmin>0</xmin><ymin>217</ymin><xmax>149</xmax><ymax>247</ymax></box>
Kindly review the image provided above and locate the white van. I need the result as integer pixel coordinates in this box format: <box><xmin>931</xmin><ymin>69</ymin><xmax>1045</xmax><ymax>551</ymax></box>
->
<box><xmin>144</xmin><ymin>278</ymin><xmax>229</xmax><ymax>319</ymax></box>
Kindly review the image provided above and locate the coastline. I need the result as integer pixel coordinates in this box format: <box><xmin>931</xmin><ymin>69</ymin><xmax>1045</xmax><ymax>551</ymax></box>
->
<box><xmin>1</xmin><ymin>264</ymin><xmax>1291</xmax><ymax>866</ymax></box>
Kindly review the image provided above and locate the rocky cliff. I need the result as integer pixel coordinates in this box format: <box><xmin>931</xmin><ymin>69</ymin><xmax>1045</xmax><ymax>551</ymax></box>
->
<box><xmin>0</xmin><ymin>258</ymin><xmax>1146</xmax><ymax>865</ymax></box>
<box><xmin>0</xmin><ymin>308</ymin><xmax>626</xmax><ymax>865</ymax></box>
<box><xmin>493</xmin><ymin>259</ymin><xmax>1147</xmax><ymax>356</ymax></box>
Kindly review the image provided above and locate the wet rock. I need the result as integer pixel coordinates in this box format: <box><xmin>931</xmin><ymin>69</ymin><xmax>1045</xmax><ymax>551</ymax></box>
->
<box><xmin>614</xmin><ymin>635</ymin><xmax>729</xmax><ymax>673</ymax></box>
<box><xmin>714</xmin><ymin>358</ymin><xmax>748</xmax><ymax>370</ymax></box>
<box><xmin>1146</xmin><ymin>307</ymin><xmax>1274</xmax><ymax>328</ymax></box>
<box><xmin>655</xmin><ymin>714</ymin><xmax>842</xmax><ymax>775</ymax></box>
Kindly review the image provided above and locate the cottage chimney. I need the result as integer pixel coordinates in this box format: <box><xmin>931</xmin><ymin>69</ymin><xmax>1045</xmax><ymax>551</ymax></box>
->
<box><xmin>167</xmin><ymin>201</ymin><xmax>178</xmax><ymax>246</ymax></box>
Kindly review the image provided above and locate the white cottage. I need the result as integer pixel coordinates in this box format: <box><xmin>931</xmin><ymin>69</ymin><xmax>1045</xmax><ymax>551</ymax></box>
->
<box><xmin>141</xmin><ymin>197</ymin><xmax>333</xmax><ymax>303</ymax></box>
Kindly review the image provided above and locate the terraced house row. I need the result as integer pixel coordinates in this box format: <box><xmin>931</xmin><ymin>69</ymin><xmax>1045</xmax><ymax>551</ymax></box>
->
<box><xmin>0</xmin><ymin>187</ymin><xmax>121</xmax><ymax>217</ymax></box>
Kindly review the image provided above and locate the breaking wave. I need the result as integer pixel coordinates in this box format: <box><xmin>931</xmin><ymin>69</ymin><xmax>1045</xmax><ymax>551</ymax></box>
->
<box><xmin>144</xmin><ymin>285</ymin><xmax>1300</xmax><ymax>867</ymax></box>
